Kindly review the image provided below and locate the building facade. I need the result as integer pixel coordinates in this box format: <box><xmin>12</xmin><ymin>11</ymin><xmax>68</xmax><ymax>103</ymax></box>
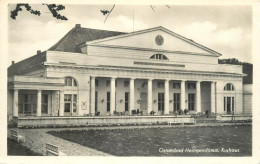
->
<box><xmin>7</xmin><ymin>25</ymin><xmax>248</xmax><ymax>120</ymax></box>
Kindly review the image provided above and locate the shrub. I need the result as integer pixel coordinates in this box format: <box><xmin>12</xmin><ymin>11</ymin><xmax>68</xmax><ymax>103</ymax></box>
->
<box><xmin>177</xmin><ymin>109</ymin><xmax>183</xmax><ymax>115</ymax></box>
<box><xmin>132</xmin><ymin>110</ymin><xmax>137</xmax><ymax>115</ymax></box>
<box><xmin>150</xmin><ymin>110</ymin><xmax>156</xmax><ymax>115</ymax></box>
<box><xmin>184</xmin><ymin>109</ymin><xmax>189</xmax><ymax>114</ymax></box>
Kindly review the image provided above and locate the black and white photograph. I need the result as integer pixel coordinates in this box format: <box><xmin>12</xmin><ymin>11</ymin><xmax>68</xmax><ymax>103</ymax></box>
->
<box><xmin>0</xmin><ymin>0</ymin><xmax>259</xmax><ymax>163</ymax></box>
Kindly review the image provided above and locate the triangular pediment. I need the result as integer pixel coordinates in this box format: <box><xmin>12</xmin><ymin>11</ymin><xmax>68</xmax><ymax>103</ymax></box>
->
<box><xmin>86</xmin><ymin>26</ymin><xmax>221</xmax><ymax>56</ymax></box>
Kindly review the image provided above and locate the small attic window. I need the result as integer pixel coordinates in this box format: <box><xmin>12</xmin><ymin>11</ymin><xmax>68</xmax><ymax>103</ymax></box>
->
<box><xmin>150</xmin><ymin>54</ymin><xmax>169</xmax><ymax>60</ymax></box>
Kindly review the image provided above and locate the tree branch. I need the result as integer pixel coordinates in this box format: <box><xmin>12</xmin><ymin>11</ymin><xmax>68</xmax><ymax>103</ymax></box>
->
<box><xmin>104</xmin><ymin>4</ymin><xmax>115</xmax><ymax>23</ymax></box>
<box><xmin>43</xmin><ymin>4</ymin><xmax>68</xmax><ymax>20</ymax></box>
<box><xmin>10</xmin><ymin>3</ymin><xmax>67</xmax><ymax>21</ymax></box>
<box><xmin>10</xmin><ymin>4</ymin><xmax>41</xmax><ymax>20</ymax></box>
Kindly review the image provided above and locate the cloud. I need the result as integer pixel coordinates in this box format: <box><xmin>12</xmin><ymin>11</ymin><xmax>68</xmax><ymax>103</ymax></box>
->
<box><xmin>179</xmin><ymin>21</ymin><xmax>244</xmax><ymax>47</ymax></box>
<box><xmin>215</xmin><ymin>28</ymin><xmax>244</xmax><ymax>46</ymax></box>
<box><xmin>8</xmin><ymin>39</ymin><xmax>58</xmax><ymax>64</ymax></box>
<box><xmin>8</xmin><ymin>19</ymin><xmax>73</xmax><ymax>65</ymax></box>
<box><xmin>175</xmin><ymin>21</ymin><xmax>251</xmax><ymax>62</ymax></box>
<box><xmin>9</xmin><ymin>19</ymin><xmax>71</xmax><ymax>44</ymax></box>
<box><xmin>81</xmin><ymin>15</ymin><xmax>148</xmax><ymax>32</ymax></box>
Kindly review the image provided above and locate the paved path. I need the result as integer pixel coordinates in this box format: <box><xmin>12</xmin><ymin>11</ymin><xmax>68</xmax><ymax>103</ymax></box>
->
<box><xmin>8</xmin><ymin>128</ymin><xmax>112</xmax><ymax>156</ymax></box>
<box><xmin>8</xmin><ymin>122</ymin><xmax>251</xmax><ymax>156</ymax></box>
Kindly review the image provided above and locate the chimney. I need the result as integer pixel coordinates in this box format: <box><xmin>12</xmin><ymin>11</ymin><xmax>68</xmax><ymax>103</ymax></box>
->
<box><xmin>37</xmin><ymin>50</ymin><xmax>41</xmax><ymax>55</ymax></box>
<box><xmin>12</xmin><ymin>61</ymin><xmax>15</xmax><ymax>65</ymax></box>
<box><xmin>75</xmin><ymin>24</ymin><xmax>81</xmax><ymax>28</ymax></box>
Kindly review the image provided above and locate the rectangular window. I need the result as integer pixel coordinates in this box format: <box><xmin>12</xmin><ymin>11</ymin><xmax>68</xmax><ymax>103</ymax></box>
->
<box><xmin>188</xmin><ymin>93</ymin><xmax>195</xmax><ymax>111</ymax></box>
<box><xmin>42</xmin><ymin>94</ymin><xmax>48</xmax><ymax>114</ymax></box>
<box><xmin>106</xmin><ymin>80</ymin><xmax>110</xmax><ymax>87</ymax></box>
<box><xmin>232</xmin><ymin>97</ymin><xmax>234</xmax><ymax>112</ymax></box>
<box><xmin>124</xmin><ymin>81</ymin><xmax>129</xmax><ymax>87</ymax></box>
<box><xmin>64</xmin><ymin>94</ymin><xmax>72</xmax><ymax>113</ymax></box>
<box><xmin>64</xmin><ymin>94</ymin><xmax>77</xmax><ymax>113</ymax></box>
<box><xmin>173</xmin><ymin>83</ymin><xmax>180</xmax><ymax>89</ymax></box>
<box><xmin>188</xmin><ymin>83</ymin><xmax>196</xmax><ymax>90</ymax></box>
<box><xmin>32</xmin><ymin>95</ymin><xmax>37</xmax><ymax>114</ymax></box>
<box><xmin>73</xmin><ymin>94</ymin><xmax>77</xmax><ymax>113</ymax></box>
<box><xmin>107</xmin><ymin>92</ymin><xmax>110</xmax><ymax>111</ymax></box>
<box><xmin>18</xmin><ymin>94</ymin><xmax>37</xmax><ymax>115</ymax></box>
<box><xmin>115</xmin><ymin>92</ymin><xmax>117</xmax><ymax>111</ymax></box>
<box><xmin>24</xmin><ymin>95</ymin><xmax>31</xmax><ymax>114</ymax></box>
<box><xmin>173</xmin><ymin>93</ymin><xmax>180</xmax><ymax>111</ymax></box>
<box><xmin>18</xmin><ymin>95</ymin><xmax>23</xmax><ymax>114</ymax></box>
<box><xmin>157</xmin><ymin>82</ymin><xmax>164</xmax><ymax>88</ymax></box>
<box><xmin>224</xmin><ymin>97</ymin><xmax>226</xmax><ymax>111</ymax></box>
<box><xmin>95</xmin><ymin>92</ymin><xmax>98</xmax><ymax>112</ymax></box>
<box><xmin>95</xmin><ymin>79</ymin><xmax>99</xmax><ymax>87</ymax></box>
<box><xmin>158</xmin><ymin>93</ymin><xmax>164</xmax><ymax>111</ymax></box>
<box><xmin>125</xmin><ymin>92</ymin><xmax>129</xmax><ymax>111</ymax></box>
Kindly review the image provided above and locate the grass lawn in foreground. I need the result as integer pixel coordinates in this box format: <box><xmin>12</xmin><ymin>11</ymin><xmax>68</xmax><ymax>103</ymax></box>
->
<box><xmin>8</xmin><ymin>138</ymin><xmax>42</xmax><ymax>156</ymax></box>
<box><xmin>48</xmin><ymin>125</ymin><xmax>251</xmax><ymax>156</ymax></box>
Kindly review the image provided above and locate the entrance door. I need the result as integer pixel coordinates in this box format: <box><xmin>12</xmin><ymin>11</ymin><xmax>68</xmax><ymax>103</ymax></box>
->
<box><xmin>188</xmin><ymin>93</ymin><xmax>195</xmax><ymax>111</ymax></box>
<box><xmin>95</xmin><ymin>91</ymin><xmax>98</xmax><ymax>112</ymax></box>
<box><xmin>227</xmin><ymin>97</ymin><xmax>231</xmax><ymax>114</ymax></box>
<box><xmin>224</xmin><ymin>96</ymin><xmax>234</xmax><ymax>114</ymax></box>
<box><xmin>42</xmin><ymin>94</ymin><xmax>48</xmax><ymax>114</ymax></box>
<box><xmin>140</xmin><ymin>93</ymin><xmax>147</xmax><ymax>112</ymax></box>
<box><xmin>64</xmin><ymin>94</ymin><xmax>72</xmax><ymax>116</ymax></box>
<box><xmin>158</xmin><ymin>93</ymin><xmax>164</xmax><ymax>112</ymax></box>
<box><xmin>173</xmin><ymin>93</ymin><xmax>180</xmax><ymax>112</ymax></box>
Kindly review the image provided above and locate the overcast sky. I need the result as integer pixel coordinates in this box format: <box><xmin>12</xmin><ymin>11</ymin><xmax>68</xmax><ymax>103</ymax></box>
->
<box><xmin>8</xmin><ymin>4</ymin><xmax>252</xmax><ymax>65</ymax></box>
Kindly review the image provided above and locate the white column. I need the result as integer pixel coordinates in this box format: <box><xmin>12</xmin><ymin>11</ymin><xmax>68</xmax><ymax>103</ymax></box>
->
<box><xmin>13</xmin><ymin>89</ymin><xmax>19</xmax><ymax>117</ymax></box>
<box><xmin>147</xmin><ymin>79</ymin><xmax>153</xmax><ymax>115</ymax></box>
<box><xmin>110</xmin><ymin>77</ymin><xmax>116</xmax><ymax>115</ymax></box>
<box><xmin>211</xmin><ymin>81</ymin><xmax>216</xmax><ymax>113</ymax></box>
<box><xmin>196</xmin><ymin>81</ymin><xmax>201</xmax><ymax>113</ymax></box>
<box><xmin>59</xmin><ymin>91</ymin><xmax>64</xmax><ymax>116</ymax></box>
<box><xmin>90</xmin><ymin>76</ymin><xmax>95</xmax><ymax>115</ymax></box>
<box><xmin>37</xmin><ymin>90</ymin><xmax>42</xmax><ymax>117</ymax></box>
<box><xmin>164</xmin><ymin>79</ymin><xmax>169</xmax><ymax>114</ymax></box>
<box><xmin>181</xmin><ymin>80</ymin><xmax>186</xmax><ymax>110</ymax></box>
<box><xmin>130</xmin><ymin>78</ymin><xmax>135</xmax><ymax>114</ymax></box>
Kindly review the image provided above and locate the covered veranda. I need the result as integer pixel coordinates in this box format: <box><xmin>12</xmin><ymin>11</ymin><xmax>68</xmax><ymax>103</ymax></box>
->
<box><xmin>8</xmin><ymin>75</ymin><xmax>64</xmax><ymax>119</ymax></box>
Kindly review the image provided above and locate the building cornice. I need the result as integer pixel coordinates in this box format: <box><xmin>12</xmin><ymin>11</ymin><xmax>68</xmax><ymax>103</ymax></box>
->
<box><xmin>44</xmin><ymin>62</ymin><xmax>243</xmax><ymax>78</ymax></box>
<box><xmin>86</xmin><ymin>44</ymin><xmax>219</xmax><ymax>57</ymax></box>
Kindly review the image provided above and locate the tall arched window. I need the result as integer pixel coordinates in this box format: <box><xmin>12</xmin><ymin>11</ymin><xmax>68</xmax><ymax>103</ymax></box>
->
<box><xmin>150</xmin><ymin>54</ymin><xmax>169</xmax><ymax>60</ymax></box>
<box><xmin>65</xmin><ymin>77</ymin><xmax>78</xmax><ymax>86</ymax></box>
<box><xmin>224</xmin><ymin>83</ymin><xmax>234</xmax><ymax>91</ymax></box>
<box><xmin>223</xmin><ymin>83</ymin><xmax>235</xmax><ymax>114</ymax></box>
<box><xmin>64</xmin><ymin>77</ymin><xmax>78</xmax><ymax>115</ymax></box>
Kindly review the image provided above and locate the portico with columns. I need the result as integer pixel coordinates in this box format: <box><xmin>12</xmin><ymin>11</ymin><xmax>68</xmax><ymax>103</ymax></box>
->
<box><xmin>88</xmin><ymin>72</ymin><xmax>217</xmax><ymax>116</ymax></box>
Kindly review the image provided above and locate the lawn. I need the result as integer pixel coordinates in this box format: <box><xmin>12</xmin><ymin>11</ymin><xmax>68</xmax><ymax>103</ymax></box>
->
<box><xmin>48</xmin><ymin>125</ymin><xmax>251</xmax><ymax>156</ymax></box>
<box><xmin>8</xmin><ymin>138</ymin><xmax>42</xmax><ymax>156</ymax></box>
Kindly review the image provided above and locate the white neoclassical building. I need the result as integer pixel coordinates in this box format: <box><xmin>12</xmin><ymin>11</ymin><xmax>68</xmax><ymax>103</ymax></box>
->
<box><xmin>8</xmin><ymin>25</ymin><xmax>249</xmax><ymax>122</ymax></box>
